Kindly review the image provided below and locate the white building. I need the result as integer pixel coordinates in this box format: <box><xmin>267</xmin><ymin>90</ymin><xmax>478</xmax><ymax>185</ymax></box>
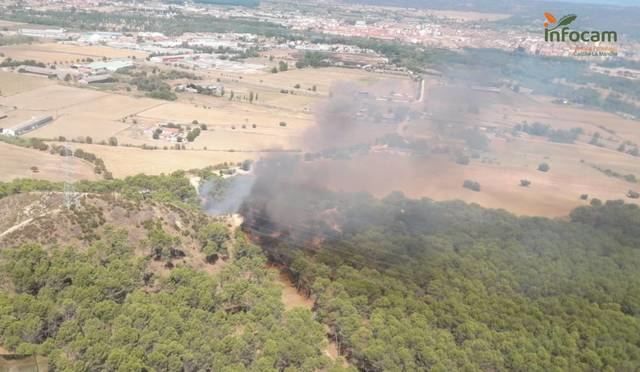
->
<box><xmin>3</xmin><ymin>116</ymin><xmax>53</xmax><ymax>136</ymax></box>
<box><xmin>19</xmin><ymin>28</ymin><xmax>67</xmax><ymax>39</ymax></box>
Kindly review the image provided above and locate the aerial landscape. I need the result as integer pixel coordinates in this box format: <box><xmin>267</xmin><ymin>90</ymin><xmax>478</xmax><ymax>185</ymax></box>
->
<box><xmin>0</xmin><ymin>0</ymin><xmax>639</xmax><ymax>370</ymax></box>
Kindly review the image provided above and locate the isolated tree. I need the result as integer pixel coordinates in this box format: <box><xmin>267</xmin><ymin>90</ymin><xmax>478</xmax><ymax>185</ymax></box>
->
<box><xmin>580</xmin><ymin>194</ymin><xmax>589</xmax><ymax>200</ymax></box>
<box><xmin>30</xmin><ymin>166</ymin><xmax>39</xmax><ymax>173</ymax></box>
<box><xmin>538</xmin><ymin>163</ymin><xmax>550</xmax><ymax>172</ymax></box>
<box><xmin>279</xmin><ymin>122</ymin><xmax>287</xmax><ymax>127</ymax></box>
<box><xmin>279</xmin><ymin>61</ymin><xmax>288</xmax><ymax>72</ymax></box>
<box><xmin>249</xmin><ymin>91</ymin><xmax>254</xmax><ymax>103</ymax></box>
<box><xmin>590</xmin><ymin>198</ymin><xmax>602</xmax><ymax>206</ymax></box>
<box><xmin>520</xmin><ymin>179</ymin><xmax>531</xmax><ymax>187</ymax></box>
<box><xmin>456</xmin><ymin>154</ymin><xmax>470</xmax><ymax>165</ymax></box>
<box><xmin>271</xmin><ymin>67</ymin><xmax>278</xmax><ymax>73</ymax></box>
<box><xmin>85</xmin><ymin>136</ymin><xmax>93</xmax><ymax>144</ymax></box>
<box><xmin>241</xmin><ymin>159</ymin><xmax>252</xmax><ymax>171</ymax></box>
<box><xmin>463</xmin><ymin>180</ymin><xmax>481</xmax><ymax>192</ymax></box>
<box><xmin>627</xmin><ymin>190</ymin><xmax>640</xmax><ymax>199</ymax></box>
<box><xmin>108</xmin><ymin>137</ymin><xmax>118</xmax><ymax>146</ymax></box>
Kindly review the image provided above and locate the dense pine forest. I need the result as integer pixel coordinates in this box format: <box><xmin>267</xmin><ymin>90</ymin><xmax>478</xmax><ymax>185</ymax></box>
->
<box><xmin>0</xmin><ymin>176</ymin><xmax>349</xmax><ymax>371</ymax></box>
<box><xmin>1</xmin><ymin>174</ymin><xmax>639</xmax><ymax>370</ymax></box>
<box><xmin>243</xmin><ymin>181</ymin><xmax>640</xmax><ymax>371</ymax></box>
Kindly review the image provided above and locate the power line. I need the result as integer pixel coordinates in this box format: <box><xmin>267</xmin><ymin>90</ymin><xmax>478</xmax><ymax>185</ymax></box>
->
<box><xmin>63</xmin><ymin>141</ymin><xmax>78</xmax><ymax>209</ymax></box>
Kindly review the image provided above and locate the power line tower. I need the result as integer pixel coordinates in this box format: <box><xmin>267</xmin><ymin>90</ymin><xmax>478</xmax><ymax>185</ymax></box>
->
<box><xmin>63</xmin><ymin>141</ymin><xmax>77</xmax><ymax>209</ymax></box>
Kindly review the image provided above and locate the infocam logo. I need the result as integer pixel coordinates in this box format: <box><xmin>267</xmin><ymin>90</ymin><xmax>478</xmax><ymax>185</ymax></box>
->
<box><xmin>543</xmin><ymin>12</ymin><xmax>617</xmax><ymax>43</ymax></box>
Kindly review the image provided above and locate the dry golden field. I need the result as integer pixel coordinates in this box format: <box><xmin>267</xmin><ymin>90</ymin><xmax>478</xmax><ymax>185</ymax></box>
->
<box><xmin>0</xmin><ymin>20</ymin><xmax>25</xmax><ymax>30</ymax></box>
<box><xmin>2</xmin><ymin>41</ymin><xmax>639</xmax><ymax>219</ymax></box>
<box><xmin>70</xmin><ymin>144</ymin><xmax>256</xmax><ymax>178</ymax></box>
<box><xmin>0</xmin><ymin>82</ymin><xmax>163</xmax><ymax>142</ymax></box>
<box><xmin>305</xmin><ymin>81</ymin><xmax>640</xmax><ymax>217</ymax></box>
<box><xmin>0</xmin><ymin>142</ymin><xmax>99</xmax><ymax>182</ymax></box>
<box><xmin>0</xmin><ymin>71</ymin><xmax>55</xmax><ymax>96</ymax></box>
<box><xmin>0</xmin><ymin>43</ymin><xmax>146</xmax><ymax>64</ymax></box>
<box><xmin>238</xmin><ymin>67</ymin><xmax>412</xmax><ymax>97</ymax></box>
<box><xmin>300</xmin><ymin>150</ymin><xmax>639</xmax><ymax>218</ymax></box>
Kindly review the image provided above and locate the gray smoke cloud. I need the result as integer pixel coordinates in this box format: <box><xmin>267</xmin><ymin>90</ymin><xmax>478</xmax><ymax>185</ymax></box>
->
<box><xmin>201</xmin><ymin>76</ymin><xmax>490</xmax><ymax>219</ymax></box>
<box><xmin>200</xmin><ymin>173</ymin><xmax>256</xmax><ymax>216</ymax></box>
<box><xmin>200</xmin><ymin>81</ymin><xmax>382</xmax><ymax>217</ymax></box>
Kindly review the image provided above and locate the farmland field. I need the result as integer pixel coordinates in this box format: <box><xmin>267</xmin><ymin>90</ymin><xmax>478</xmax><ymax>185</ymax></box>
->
<box><xmin>0</xmin><ymin>71</ymin><xmax>55</xmax><ymax>96</ymax></box>
<box><xmin>0</xmin><ymin>142</ymin><xmax>98</xmax><ymax>182</ymax></box>
<box><xmin>1</xmin><ymin>49</ymin><xmax>638</xmax><ymax>218</ymax></box>
<box><xmin>0</xmin><ymin>82</ymin><xmax>163</xmax><ymax>141</ymax></box>
<box><xmin>238</xmin><ymin>67</ymin><xmax>415</xmax><ymax>98</ymax></box>
<box><xmin>70</xmin><ymin>144</ymin><xmax>256</xmax><ymax>177</ymax></box>
<box><xmin>301</xmin><ymin>150</ymin><xmax>639</xmax><ymax>217</ymax></box>
<box><xmin>0</xmin><ymin>43</ymin><xmax>146</xmax><ymax>64</ymax></box>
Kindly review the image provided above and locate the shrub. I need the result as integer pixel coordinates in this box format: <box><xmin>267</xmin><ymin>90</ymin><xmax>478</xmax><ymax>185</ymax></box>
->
<box><xmin>538</xmin><ymin>163</ymin><xmax>550</xmax><ymax>172</ymax></box>
<box><xmin>463</xmin><ymin>180</ymin><xmax>481</xmax><ymax>192</ymax></box>
<box><xmin>456</xmin><ymin>154</ymin><xmax>470</xmax><ymax>165</ymax></box>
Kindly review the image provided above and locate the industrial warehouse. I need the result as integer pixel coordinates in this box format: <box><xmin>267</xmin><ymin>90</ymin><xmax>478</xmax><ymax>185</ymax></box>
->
<box><xmin>0</xmin><ymin>115</ymin><xmax>53</xmax><ymax>136</ymax></box>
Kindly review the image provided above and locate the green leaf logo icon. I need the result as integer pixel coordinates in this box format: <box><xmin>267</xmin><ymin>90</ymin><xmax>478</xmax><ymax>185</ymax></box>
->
<box><xmin>549</xmin><ymin>14</ymin><xmax>577</xmax><ymax>31</ymax></box>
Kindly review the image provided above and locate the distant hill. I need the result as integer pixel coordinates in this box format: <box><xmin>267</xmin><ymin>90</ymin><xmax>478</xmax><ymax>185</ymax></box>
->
<box><xmin>341</xmin><ymin>0</ymin><xmax>640</xmax><ymax>38</ymax></box>
<box><xmin>341</xmin><ymin>0</ymin><xmax>639</xmax><ymax>11</ymax></box>
<box><xmin>191</xmin><ymin>0</ymin><xmax>259</xmax><ymax>6</ymax></box>
<box><xmin>550</xmin><ymin>0</ymin><xmax>639</xmax><ymax>6</ymax></box>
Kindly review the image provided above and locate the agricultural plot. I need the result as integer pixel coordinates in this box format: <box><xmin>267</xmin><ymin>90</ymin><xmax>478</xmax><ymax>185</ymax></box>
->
<box><xmin>0</xmin><ymin>43</ymin><xmax>146</xmax><ymax>64</ymax></box>
<box><xmin>73</xmin><ymin>144</ymin><xmax>255</xmax><ymax>177</ymax></box>
<box><xmin>0</xmin><ymin>84</ymin><xmax>105</xmax><ymax>111</ymax></box>
<box><xmin>1</xmin><ymin>84</ymin><xmax>161</xmax><ymax>141</ymax></box>
<box><xmin>0</xmin><ymin>71</ymin><xmax>55</xmax><ymax>96</ymax></box>
<box><xmin>239</xmin><ymin>67</ymin><xmax>413</xmax><ymax>97</ymax></box>
<box><xmin>0</xmin><ymin>20</ymin><xmax>25</xmax><ymax>30</ymax></box>
<box><xmin>0</xmin><ymin>142</ymin><xmax>98</xmax><ymax>182</ymax></box>
<box><xmin>303</xmin><ymin>151</ymin><xmax>638</xmax><ymax>218</ymax></box>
